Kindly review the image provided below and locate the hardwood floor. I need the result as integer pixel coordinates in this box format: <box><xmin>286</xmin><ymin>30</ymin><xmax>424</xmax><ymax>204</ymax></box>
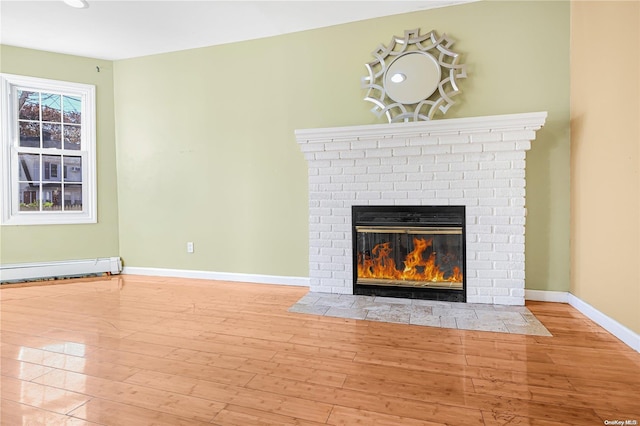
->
<box><xmin>1</xmin><ymin>275</ymin><xmax>639</xmax><ymax>425</ymax></box>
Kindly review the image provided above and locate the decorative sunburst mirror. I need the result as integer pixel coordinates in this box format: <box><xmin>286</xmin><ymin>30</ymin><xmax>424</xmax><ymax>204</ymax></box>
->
<box><xmin>362</xmin><ymin>29</ymin><xmax>467</xmax><ymax>123</ymax></box>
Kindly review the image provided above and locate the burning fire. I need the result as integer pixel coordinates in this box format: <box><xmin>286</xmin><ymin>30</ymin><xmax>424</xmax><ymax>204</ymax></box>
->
<box><xmin>357</xmin><ymin>237</ymin><xmax>462</xmax><ymax>283</ymax></box>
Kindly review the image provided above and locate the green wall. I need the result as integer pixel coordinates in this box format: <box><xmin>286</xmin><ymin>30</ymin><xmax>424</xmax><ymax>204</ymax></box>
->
<box><xmin>0</xmin><ymin>46</ymin><xmax>120</xmax><ymax>263</ymax></box>
<box><xmin>113</xmin><ymin>0</ymin><xmax>570</xmax><ymax>290</ymax></box>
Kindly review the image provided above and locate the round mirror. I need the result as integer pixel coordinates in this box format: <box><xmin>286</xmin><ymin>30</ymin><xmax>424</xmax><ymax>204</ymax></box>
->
<box><xmin>384</xmin><ymin>52</ymin><xmax>441</xmax><ymax>105</ymax></box>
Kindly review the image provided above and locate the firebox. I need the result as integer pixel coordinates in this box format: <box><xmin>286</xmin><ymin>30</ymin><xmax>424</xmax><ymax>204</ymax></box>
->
<box><xmin>352</xmin><ymin>205</ymin><xmax>466</xmax><ymax>302</ymax></box>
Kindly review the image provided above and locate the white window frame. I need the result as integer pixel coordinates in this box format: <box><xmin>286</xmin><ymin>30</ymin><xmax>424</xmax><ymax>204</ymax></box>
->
<box><xmin>0</xmin><ymin>73</ymin><xmax>97</xmax><ymax>225</ymax></box>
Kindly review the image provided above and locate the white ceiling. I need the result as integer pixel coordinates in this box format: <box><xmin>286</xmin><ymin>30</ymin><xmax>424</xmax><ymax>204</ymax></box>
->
<box><xmin>0</xmin><ymin>0</ymin><xmax>472</xmax><ymax>60</ymax></box>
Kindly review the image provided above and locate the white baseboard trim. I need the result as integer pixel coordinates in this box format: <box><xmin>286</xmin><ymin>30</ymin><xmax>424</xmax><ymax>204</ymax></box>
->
<box><xmin>122</xmin><ymin>266</ymin><xmax>310</xmax><ymax>287</ymax></box>
<box><xmin>525</xmin><ymin>289</ymin><xmax>639</xmax><ymax>353</ymax></box>
<box><xmin>566</xmin><ymin>293</ymin><xmax>640</xmax><ymax>353</ymax></box>
<box><xmin>0</xmin><ymin>257</ymin><xmax>122</xmax><ymax>283</ymax></box>
<box><xmin>525</xmin><ymin>289</ymin><xmax>569</xmax><ymax>303</ymax></box>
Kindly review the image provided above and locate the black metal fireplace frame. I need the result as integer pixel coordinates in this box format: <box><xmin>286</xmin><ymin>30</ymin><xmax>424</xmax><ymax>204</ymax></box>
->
<box><xmin>352</xmin><ymin>205</ymin><xmax>467</xmax><ymax>302</ymax></box>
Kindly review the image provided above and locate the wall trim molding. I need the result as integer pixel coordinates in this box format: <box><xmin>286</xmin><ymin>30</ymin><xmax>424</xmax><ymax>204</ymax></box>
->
<box><xmin>526</xmin><ymin>289</ymin><xmax>639</xmax><ymax>352</ymax></box>
<box><xmin>122</xmin><ymin>266</ymin><xmax>310</xmax><ymax>288</ymax></box>
<box><xmin>525</xmin><ymin>289</ymin><xmax>569</xmax><ymax>303</ymax></box>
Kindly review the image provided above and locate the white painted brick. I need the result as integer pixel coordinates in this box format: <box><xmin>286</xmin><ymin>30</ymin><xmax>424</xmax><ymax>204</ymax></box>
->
<box><xmin>315</xmin><ymin>151</ymin><xmax>341</xmax><ymax>160</ymax></box>
<box><xmin>477</xmin><ymin>251</ymin><xmax>510</xmax><ymax>261</ymax></box>
<box><xmin>480</xmin><ymin>161</ymin><xmax>511</xmax><ymax>170</ymax></box>
<box><xmin>494</xmin><ymin>279</ymin><xmax>522</xmax><ymax>288</ymax></box>
<box><xmin>320</xmin><ymin>262</ymin><xmax>345</xmax><ymax>271</ymax></box>
<box><xmin>501</xmin><ymin>130</ymin><xmax>536</xmax><ymax>141</ymax></box>
<box><xmin>495</xmin><ymin>243</ymin><xmax>524</xmax><ymax>253</ymax></box>
<box><xmin>395</xmin><ymin>181</ymin><xmax>422</xmax><ymax>191</ymax></box>
<box><xmin>422</xmin><ymin>180</ymin><xmax>450</xmax><ymax>190</ymax></box>
<box><xmin>407</xmin><ymin>172</ymin><xmax>434</xmax><ymax>181</ymax></box>
<box><xmin>510</xmin><ymin>288</ymin><xmax>525</xmax><ymax>297</ymax></box>
<box><xmin>319</xmin><ymin>200</ymin><xmax>345</xmax><ymax>208</ymax></box>
<box><xmin>381</xmin><ymin>156</ymin><xmax>408</xmax><ymax>166</ymax></box>
<box><xmin>467</xmin><ymin>242</ymin><xmax>493</xmax><ymax>252</ymax></box>
<box><xmin>464</xmin><ymin>152</ymin><xmax>495</xmax><ymax>162</ymax></box>
<box><xmin>510</xmin><ymin>216</ymin><xmax>526</xmax><ymax>225</ymax></box>
<box><xmin>479</xmin><ymin>180</ymin><xmax>511</xmax><ymax>189</ymax></box>
<box><xmin>407</xmin><ymin>156</ymin><xmax>435</xmax><ymax>165</ymax></box>
<box><xmin>509</xmin><ymin>270</ymin><xmax>525</xmax><ymax>279</ymax></box>
<box><xmin>308</xmin><ymin>168</ymin><xmax>319</xmax><ymax>176</ymax></box>
<box><xmin>356</xmin><ymin>192</ymin><xmax>382</xmax><ymax>200</ymax></box>
<box><xmin>464</xmin><ymin>189</ymin><xmax>494</xmax><ymax>199</ymax></box>
<box><xmin>355</xmin><ymin>158</ymin><xmax>381</xmax><ymax>167</ymax></box>
<box><xmin>319</xmin><ymin>183</ymin><xmax>342</xmax><ymax>192</ymax></box>
<box><xmin>342</xmin><ymin>167</ymin><xmax>367</xmax><ymax>175</ymax></box>
<box><xmin>331</xmin><ymin>175</ymin><xmax>355</xmax><ymax>184</ymax></box>
<box><xmin>493</xmin><ymin>261</ymin><xmax>525</xmax><ymax>272</ymax></box>
<box><xmin>438</xmin><ymin>135</ymin><xmax>469</xmax><ymax>145</ymax></box>
<box><xmin>496</xmin><ymin>187</ymin><xmax>525</xmax><ymax>198</ymax></box>
<box><xmin>318</xmin><ymin>167</ymin><xmax>344</xmax><ymax>176</ymax></box>
<box><xmin>367</xmin><ymin>165</ymin><xmax>393</xmax><ymax>174</ymax></box>
<box><xmin>463</xmin><ymin>170</ymin><xmax>494</xmax><ymax>180</ymax></box>
<box><xmin>435</xmin><ymin>189</ymin><xmax>463</xmax><ymax>199</ymax></box>
<box><xmin>351</xmin><ymin>140</ymin><xmax>377</xmax><ymax>150</ymax></box>
<box><xmin>331</xmin><ymin>159</ymin><xmax>355</xmax><ymax>168</ymax></box>
<box><xmin>334</xmin><ymin>192</ymin><xmax>356</xmax><ymax>200</ymax></box>
<box><xmin>298</xmin><ymin>143</ymin><xmax>326</xmax><ymax>153</ymax></box>
<box><xmin>509</xmin><ymin>235</ymin><xmax>525</xmax><ymax>244</ymax></box>
<box><xmin>380</xmin><ymin>174</ymin><xmax>406</xmax><ymax>182</ymax></box>
<box><xmin>331</xmin><ymin>224</ymin><xmax>350</xmax><ymax>233</ymax></box>
<box><xmin>492</xmin><ymin>296</ymin><xmax>523</xmax><ymax>306</ymax></box>
<box><xmin>495</xmin><ymin>207</ymin><xmax>526</xmax><ymax>217</ymax></box>
<box><xmin>367</xmin><ymin>182</ymin><xmax>394</xmax><ymax>192</ymax></box>
<box><xmin>310</xmin><ymin>192</ymin><xmax>332</xmax><ymax>200</ymax></box>
<box><xmin>422</xmin><ymin>145</ymin><xmax>451</xmax><ymax>155</ymax></box>
<box><xmin>321</xmin><ymin>247</ymin><xmax>345</xmax><ymax>257</ymax></box>
<box><xmin>495</xmin><ymin>151</ymin><xmax>526</xmax><ymax>161</ymax></box>
<box><xmin>494</xmin><ymin>169</ymin><xmax>524</xmax><ymax>179</ymax></box>
<box><xmin>340</xmin><ymin>150</ymin><xmax>366</xmax><ymax>159</ymax></box>
<box><xmin>332</xmin><ymin>207</ymin><xmax>350</xmax><ymax>217</ymax></box>
<box><xmin>321</xmin><ymin>216</ymin><xmax>346</xmax><ymax>225</ymax></box>
<box><xmin>324</xmin><ymin>141</ymin><xmax>352</xmax><ymax>151</ymax></box>
<box><xmin>393</xmin><ymin>164</ymin><xmax>420</xmax><ymax>173</ymax></box>
<box><xmin>466</xmin><ymin>206</ymin><xmax>493</xmax><ymax>216</ymax></box>
<box><xmin>516</xmin><ymin>140</ymin><xmax>532</xmax><ymax>150</ymax></box>
<box><xmin>482</xmin><ymin>142</ymin><xmax>516</xmax><ymax>152</ymax></box>
<box><xmin>383</xmin><ymin>191</ymin><xmax>408</xmax><ymax>199</ymax></box>
<box><xmin>451</xmin><ymin>197</ymin><xmax>476</xmax><ymax>206</ymax></box>
<box><xmin>378</xmin><ymin>138</ymin><xmax>408</xmax><ymax>148</ymax></box>
<box><xmin>468</xmin><ymin>260</ymin><xmax>493</xmax><ymax>270</ymax></box>
<box><xmin>477</xmin><ymin>233</ymin><xmax>509</xmax><ymax>243</ymax></box>
<box><xmin>470</xmin><ymin>132</ymin><xmax>502</xmax><ymax>143</ymax></box>
<box><xmin>479</xmin><ymin>216</ymin><xmax>510</xmax><ymax>225</ymax></box>
<box><xmin>310</xmin><ymin>254</ymin><xmax>332</xmax><ymax>263</ymax></box>
<box><xmin>510</xmin><ymin>178</ymin><xmax>527</xmax><ymax>189</ymax></box>
<box><xmin>393</xmin><ymin>146</ymin><xmax>422</xmax><ymax>157</ymax></box>
<box><xmin>409</xmin><ymin>136</ymin><xmax>439</xmax><ymax>146</ymax></box>
<box><xmin>435</xmin><ymin>154</ymin><xmax>465</xmax><ymax>164</ymax></box>
<box><xmin>366</xmin><ymin>149</ymin><xmax>393</xmax><ymax>158</ymax></box>
<box><xmin>450</xmin><ymin>162</ymin><xmax>479</xmax><ymax>171</ymax></box>
<box><xmin>310</xmin><ymin>207</ymin><xmax>332</xmax><ymax>217</ymax></box>
<box><xmin>408</xmin><ymin>190</ymin><xmax>435</xmax><ymax>199</ymax></box>
<box><xmin>467</xmin><ymin>296</ymin><xmax>494</xmax><ymax>304</ymax></box>
<box><xmin>355</xmin><ymin>174</ymin><xmax>380</xmax><ymax>183</ymax></box>
<box><xmin>451</xmin><ymin>180</ymin><xmax>479</xmax><ymax>189</ymax></box>
<box><xmin>421</xmin><ymin>163</ymin><xmax>449</xmax><ymax>172</ymax></box>
<box><xmin>320</xmin><ymin>231</ymin><xmax>347</xmax><ymax>241</ymax></box>
<box><xmin>451</xmin><ymin>143</ymin><xmax>483</xmax><ymax>153</ymax></box>
<box><xmin>511</xmin><ymin>160</ymin><xmax>526</xmax><ymax>170</ymax></box>
<box><xmin>478</xmin><ymin>270</ymin><xmax>509</xmax><ymax>279</ymax></box>
<box><xmin>434</xmin><ymin>171</ymin><xmax>463</xmax><ymax>181</ymax></box>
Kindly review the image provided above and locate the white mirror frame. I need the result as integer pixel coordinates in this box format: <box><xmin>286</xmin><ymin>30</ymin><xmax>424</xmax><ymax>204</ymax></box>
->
<box><xmin>362</xmin><ymin>29</ymin><xmax>467</xmax><ymax>123</ymax></box>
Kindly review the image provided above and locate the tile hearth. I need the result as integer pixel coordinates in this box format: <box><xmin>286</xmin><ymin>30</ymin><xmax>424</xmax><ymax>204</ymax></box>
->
<box><xmin>289</xmin><ymin>293</ymin><xmax>551</xmax><ymax>336</ymax></box>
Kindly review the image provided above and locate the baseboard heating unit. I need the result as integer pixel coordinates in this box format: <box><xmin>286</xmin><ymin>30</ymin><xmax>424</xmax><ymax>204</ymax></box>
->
<box><xmin>0</xmin><ymin>257</ymin><xmax>122</xmax><ymax>283</ymax></box>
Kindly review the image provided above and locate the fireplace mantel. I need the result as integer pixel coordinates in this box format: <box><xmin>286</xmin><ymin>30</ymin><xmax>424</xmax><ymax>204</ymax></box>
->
<box><xmin>296</xmin><ymin>112</ymin><xmax>547</xmax><ymax>305</ymax></box>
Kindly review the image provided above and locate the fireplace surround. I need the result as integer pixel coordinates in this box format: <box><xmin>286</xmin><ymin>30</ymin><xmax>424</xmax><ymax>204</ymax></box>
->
<box><xmin>295</xmin><ymin>112</ymin><xmax>547</xmax><ymax>305</ymax></box>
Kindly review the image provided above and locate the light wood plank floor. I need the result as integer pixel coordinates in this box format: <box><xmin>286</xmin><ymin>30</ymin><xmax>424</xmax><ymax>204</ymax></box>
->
<box><xmin>1</xmin><ymin>275</ymin><xmax>639</xmax><ymax>425</ymax></box>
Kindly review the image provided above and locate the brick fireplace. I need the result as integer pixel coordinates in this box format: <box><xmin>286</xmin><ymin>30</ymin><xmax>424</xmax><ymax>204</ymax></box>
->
<box><xmin>295</xmin><ymin>112</ymin><xmax>547</xmax><ymax>305</ymax></box>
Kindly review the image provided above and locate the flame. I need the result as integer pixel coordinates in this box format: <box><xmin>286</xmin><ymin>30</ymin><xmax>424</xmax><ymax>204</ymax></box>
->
<box><xmin>357</xmin><ymin>237</ymin><xmax>462</xmax><ymax>283</ymax></box>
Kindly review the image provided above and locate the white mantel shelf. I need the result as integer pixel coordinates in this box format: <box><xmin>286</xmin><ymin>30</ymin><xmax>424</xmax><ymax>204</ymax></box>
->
<box><xmin>296</xmin><ymin>111</ymin><xmax>548</xmax><ymax>305</ymax></box>
<box><xmin>295</xmin><ymin>112</ymin><xmax>547</xmax><ymax>142</ymax></box>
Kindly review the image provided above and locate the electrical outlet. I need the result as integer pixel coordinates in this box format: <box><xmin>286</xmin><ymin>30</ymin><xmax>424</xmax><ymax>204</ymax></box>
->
<box><xmin>187</xmin><ymin>242</ymin><xmax>194</xmax><ymax>253</ymax></box>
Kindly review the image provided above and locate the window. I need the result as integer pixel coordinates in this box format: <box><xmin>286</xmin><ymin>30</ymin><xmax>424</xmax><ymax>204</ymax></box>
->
<box><xmin>1</xmin><ymin>74</ymin><xmax>96</xmax><ymax>225</ymax></box>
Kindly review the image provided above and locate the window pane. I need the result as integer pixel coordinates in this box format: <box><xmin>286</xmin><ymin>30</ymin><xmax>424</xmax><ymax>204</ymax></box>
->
<box><xmin>63</xmin><ymin>95</ymin><xmax>81</xmax><ymax>124</ymax></box>
<box><xmin>63</xmin><ymin>156</ymin><xmax>82</xmax><ymax>182</ymax></box>
<box><xmin>63</xmin><ymin>125</ymin><xmax>81</xmax><ymax>150</ymax></box>
<box><xmin>42</xmin><ymin>184</ymin><xmax>62</xmax><ymax>210</ymax></box>
<box><xmin>19</xmin><ymin>182</ymin><xmax>40</xmax><ymax>211</ymax></box>
<box><xmin>18</xmin><ymin>91</ymin><xmax>39</xmax><ymax>120</ymax></box>
<box><xmin>41</xmin><ymin>93</ymin><xmax>61</xmax><ymax>122</ymax></box>
<box><xmin>43</xmin><ymin>155</ymin><xmax>61</xmax><ymax>182</ymax></box>
<box><xmin>64</xmin><ymin>184</ymin><xmax>82</xmax><ymax>210</ymax></box>
<box><xmin>42</xmin><ymin>123</ymin><xmax>62</xmax><ymax>149</ymax></box>
<box><xmin>18</xmin><ymin>153</ymin><xmax>40</xmax><ymax>181</ymax></box>
<box><xmin>19</xmin><ymin>121</ymin><xmax>40</xmax><ymax>147</ymax></box>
